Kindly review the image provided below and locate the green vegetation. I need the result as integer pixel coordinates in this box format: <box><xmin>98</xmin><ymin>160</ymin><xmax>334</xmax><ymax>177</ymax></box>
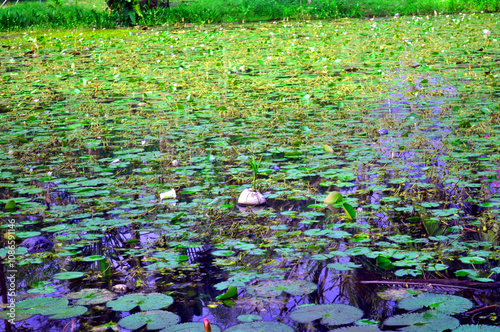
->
<box><xmin>0</xmin><ymin>0</ymin><xmax>115</xmax><ymax>31</ymax></box>
<box><xmin>0</xmin><ymin>1</ymin><xmax>499</xmax><ymax>330</ymax></box>
<box><xmin>1</xmin><ymin>0</ymin><xmax>500</xmax><ymax>30</ymax></box>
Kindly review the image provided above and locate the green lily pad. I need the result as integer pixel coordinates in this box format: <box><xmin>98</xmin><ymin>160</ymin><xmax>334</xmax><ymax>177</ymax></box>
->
<box><xmin>41</xmin><ymin>224</ymin><xmax>66</xmax><ymax>232</ymax></box>
<box><xmin>224</xmin><ymin>321</ymin><xmax>294</xmax><ymax>332</ymax></box>
<box><xmin>0</xmin><ymin>296</ymin><xmax>71</xmax><ymax>320</ymax></box>
<box><xmin>0</xmin><ymin>309</ymin><xmax>34</xmax><ymax>321</ymax></box>
<box><xmin>212</xmin><ymin>250</ymin><xmax>235</xmax><ymax>257</ymax></box>
<box><xmin>16</xmin><ymin>231</ymin><xmax>42</xmax><ymax>238</ymax></box>
<box><xmin>118</xmin><ymin>310</ymin><xmax>180</xmax><ymax>330</ymax></box>
<box><xmin>384</xmin><ymin>312</ymin><xmax>459</xmax><ymax>332</ymax></box>
<box><xmin>452</xmin><ymin>325</ymin><xmax>500</xmax><ymax>331</ymax></box>
<box><xmin>459</xmin><ymin>256</ymin><xmax>487</xmax><ymax>264</ymax></box>
<box><xmin>82</xmin><ymin>255</ymin><xmax>106</xmax><ymax>262</ymax></box>
<box><xmin>46</xmin><ymin>305</ymin><xmax>88</xmax><ymax>319</ymax></box>
<box><xmin>66</xmin><ymin>288</ymin><xmax>117</xmax><ymax>305</ymax></box>
<box><xmin>398</xmin><ymin>293</ymin><xmax>473</xmax><ymax>314</ymax></box>
<box><xmin>53</xmin><ymin>272</ymin><xmax>86</xmax><ymax>280</ymax></box>
<box><xmin>107</xmin><ymin>293</ymin><xmax>174</xmax><ymax>311</ymax></box>
<box><xmin>160</xmin><ymin>322</ymin><xmax>222</xmax><ymax>332</ymax></box>
<box><xmin>237</xmin><ymin>314</ymin><xmax>263</xmax><ymax>322</ymax></box>
<box><xmin>247</xmin><ymin>279</ymin><xmax>317</xmax><ymax>297</ymax></box>
<box><xmin>290</xmin><ymin>304</ymin><xmax>363</xmax><ymax>326</ymax></box>
<box><xmin>328</xmin><ymin>326</ymin><xmax>382</xmax><ymax>332</ymax></box>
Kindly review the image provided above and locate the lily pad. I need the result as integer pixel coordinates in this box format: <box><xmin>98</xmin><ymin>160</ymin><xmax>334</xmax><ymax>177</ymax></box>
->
<box><xmin>46</xmin><ymin>305</ymin><xmax>88</xmax><ymax>319</ymax></box>
<box><xmin>107</xmin><ymin>293</ymin><xmax>174</xmax><ymax>311</ymax></box>
<box><xmin>384</xmin><ymin>312</ymin><xmax>459</xmax><ymax>331</ymax></box>
<box><xmin>0</xmin><ymin>296</ymin><xmax>70</xmax><ymax>320</ymax></box>
<box><xmin>237</xmin><ymin>314</ymin><xmax>263</xmax><ymax>322</ymax></box>
<box><xmin>290</xmin><ymin>304</ymin><xmax>363</xmax><ymax>326</ymax></box>
<box><xmin>53</xmin><ymin>272</ymin><xmax>86</xmax><ymax>280</ymax></box>
<box><xmin>453</xmin><ymin>325</ymin><xmax>500</xmax><ymax>331</ymax></box>
<box><xmin>0</xmin><ymin>309</ymin><xmax>34</xmax><ymax>322</ymax></box>
<box><xmin>66</xmin><ymin>288</ymin><xmax>117</xmax><ymax>305</ymax></box>
<box><xmin>82</xmin><ymin>255</ymin><xmax>106</xmax><ymax>262</ymax></box>
<box><xmin>247</xmin><ymin>279</ymin><xmax>317</xmax><ymax>297</ymax></box>
<box><xmin>224</xmin><ymin>321</ymin><xmax>294</xmax><ymax>332</ymax></box>
<box><xmin>212</xmin><ymin>250</ymin><xmax>235</xmax><ymax>257</ymax></box>
<box><xmin>398</xmin><ymin>293</ymin><xmax>473</xmax><ymax>314</ymax></box>
<box><xmin>160</xmin><ymin>322</ymin><xmax>222</xmax><ymax>332</ymax></box>
<box><xmin>17</xmin><ymin>296</ymin><xmax>68</xmax><ymax>313</ymax></box>
<box><xmin>328</xmin><ymin>326</ymin><xmax>382</xmax><ymax>332</ymax></box>
<box><xmin>118</xmin><ymin>310</ymin><xmax>180</xmax><ymax>330</ymax></box>
<box><xmin>16</xmin><ymin>231</ymin><xmax>42</xmax><ymax>238</ymax></box>
<box><xmin>41</xmin><ymin>224</ymin><xmax>66</xmax><ymax>232</ymax></box>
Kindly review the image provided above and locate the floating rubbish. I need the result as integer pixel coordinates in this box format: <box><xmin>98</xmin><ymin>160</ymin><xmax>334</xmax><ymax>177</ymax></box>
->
<box><xmin>238</xmin><ymin>188</ymin><xmax>266</xmax><ymax>206</ymax></box>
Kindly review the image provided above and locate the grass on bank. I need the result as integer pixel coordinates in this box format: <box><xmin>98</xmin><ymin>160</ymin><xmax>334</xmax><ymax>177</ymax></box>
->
<box><xmin>0</xmin><ymin>0</ymin><xmax>499</xmax><ymax>31</ymax></box>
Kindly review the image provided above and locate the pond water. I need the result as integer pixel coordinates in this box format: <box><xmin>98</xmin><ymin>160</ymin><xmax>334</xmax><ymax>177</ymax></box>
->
<box><xmin>0</xmin><ymin>12</ymin><xmax>499</xmax><ymax>332</ymax></box>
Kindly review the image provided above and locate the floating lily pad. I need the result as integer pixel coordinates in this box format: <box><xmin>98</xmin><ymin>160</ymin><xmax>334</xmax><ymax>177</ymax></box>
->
<box><xmin>237</xmin><ymin>314</ymin><xmax>263</xmax><ymax>322</ymax></box>
<box><xmin>212</xmin><ymin>250</ymin><xmax>235</xmax><ymax>257</ymax></box>
<box><xmin>459</xmin><ymin>256</ymin><xmax>487</xmax><ymax>264</ymax></box>
<box><xmin>16</xmin><ymin>296</ymin><xmax>68</xmax><ymax>314</ymax></box>
<box><xmin>328</xmin><ymin>326</ymin><xmax>382</xmax><ymax>332</ymax></box>
<box><xmin>453</xmin><ymin>325</ymin><xmax>500</xmax><ymax>331</ymax></box>
<box><xmin>41</xmin><ymin>224</ymin><xmax>66</xmax><ymax>232</ymax></box>
<box><xmin>118</xmin><ymin>310</ymin><xmax>180</xmax><ymax>330</ymax></box>
<box><xmin>46</xmin><ymin>305</ymin><xmax>88</xmax><ymax>319</ymax></box>
<box><xmin>160</xmin><ymin>322</ymin><xmax>222</xmax><ymax>332</ymax></box>
<box><xmin>82</xmin><ymin>255</ymin><xmax>106</xmax><ymax>262</ymax></box>
<box><xmin>384</xmin><ymin>312</ymin><xmax>459</xmax><ymax>332</ymax></box>
<box><xmin>247</xmin><ymin>279</ymin><xmax>317</xmax><ymax>297</ymax></box>
<box><xmin>107</xmin><ymin>293</ymin><xmax>174</xmax><ymax>311</ymax></box>
<box><xmin>0</xmin><ymin>309</ymin><xmax>34</xmax><ymax>322</ymax></box>
<box><xmin>16</xmin><ymin>231</ymin><xmax>42</xmax><ymax>238</ymax></box>
<box><xmin>425</xmin><ymin>264</ymin><xmax>449</xmax><ymax>271</ymax></box>
<box><xmin>0</xmin><ymin>296</ymin><xmax>70</xmax><ymax>320</ymax></box>
<box><xmin>224</xmin><ymin>321</ymin><xmax>294</xmax><ymax>332</ymax></box>
<box><xmin>53</xmin><ymin>272</ymin><xmax>85</xmax><ymax>280</ymax></box>
<box><xmin>66</xmin><ymin>288</ymin><xmax>117</xmax><ymax>305</ymax></box>
<box><xmin>290</xmin><ymin>304</ymin><xmax>363</xmax><ymax>326</ymax></box>
<box><xmin>398</xmin><ymin>293</ymin><xmax>473</xmax><ymax>314</ymax></box>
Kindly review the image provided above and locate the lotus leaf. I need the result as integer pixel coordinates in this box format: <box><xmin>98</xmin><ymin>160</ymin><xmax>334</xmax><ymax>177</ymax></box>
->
<box><xmin>107</xmin><ymin>293</ymin><xmax>174</xmax><ymax>311</ymax></box>
<box><xmin>290</xmin><ymin>304</ymin><xmax>363</xmax><ymax>326</ymax></box>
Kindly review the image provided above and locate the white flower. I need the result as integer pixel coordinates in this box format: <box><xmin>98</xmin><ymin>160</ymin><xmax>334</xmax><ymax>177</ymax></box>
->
<box><xmin>47</xmin><ymin>171</ymin><xmax>53</xmax><ymax>177</ymax></box>
<box><xmin>160</xmin><ymin>189</ymin><xmax>176</xmax><ymax>200</ymax></box>
<box><xmin>484</xmin><ymin>29</ymin><xmax>491</xmax><ymax>36</ymax></box>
